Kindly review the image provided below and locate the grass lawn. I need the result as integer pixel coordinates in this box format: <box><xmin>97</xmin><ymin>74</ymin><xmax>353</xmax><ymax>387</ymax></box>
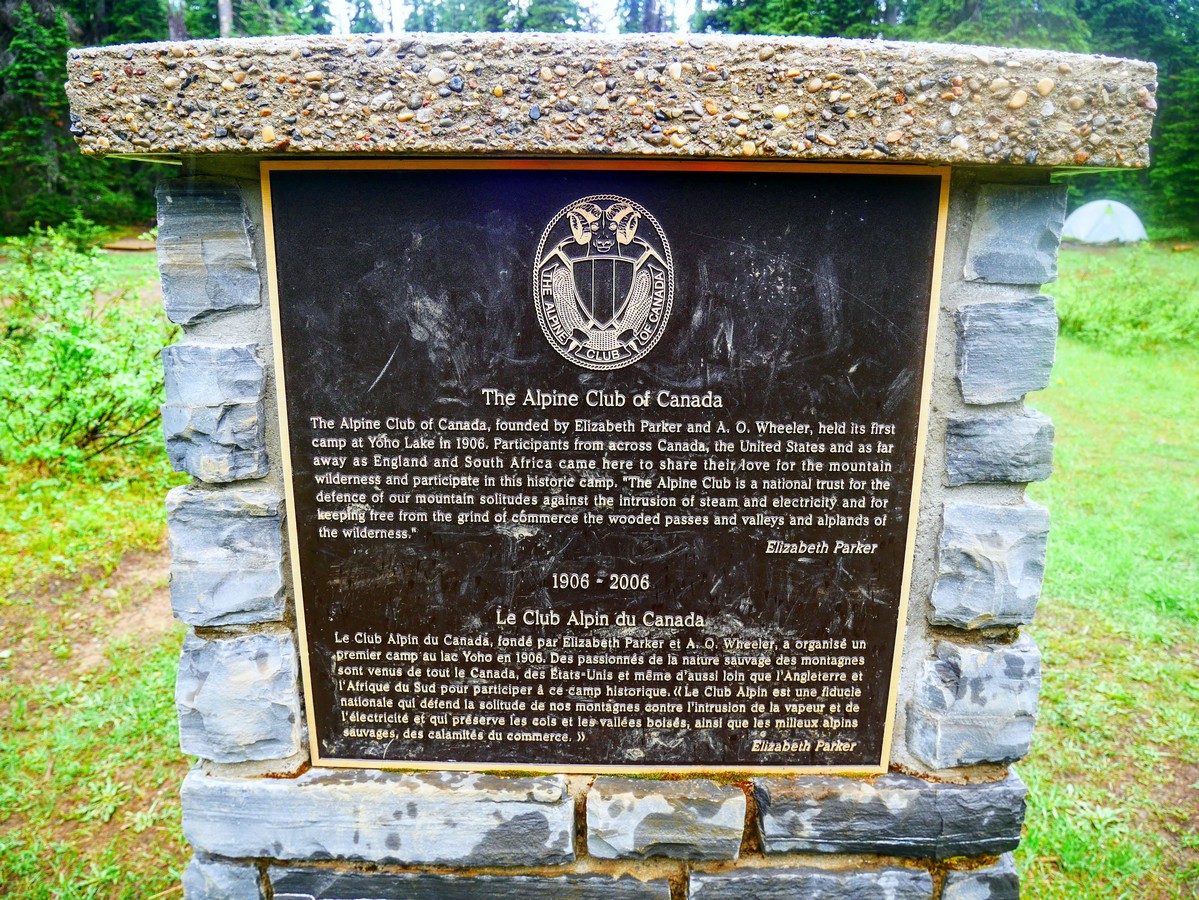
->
<box><xmin>1054</xmin><ymin>242</ymin><xmax>1199</xmax><ymax>353</ymax></box>
<box><xmin>0</xmin><ymin>456</ymin><xmax>189</xmax><ymax>898</ymax></box>
<box><xmin>93</xmin><ymin>248</ymin><xmax>158</xmax><ymax>286</ymax></box>
<box><xmin>1017</xmin><ymin>245</ymin><xmax>1199</xmax><ymax>897</ymax></box>
<box><xmin>0</xmin><ymin>242</ymin><xmax>1194</xmax><ymax>896</ymax></box>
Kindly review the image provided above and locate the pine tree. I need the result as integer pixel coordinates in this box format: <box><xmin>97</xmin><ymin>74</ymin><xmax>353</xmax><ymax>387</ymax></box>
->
<box><xmin>692</xmin><ymin>0</ymin><xmax>883</xmax><ymax>37</ymax></box>
<box><xmin>0</xmin><ymin>0</ymin><xmax>339</xmax><ymax>233</ymax></box>
<box><xmin>62</xmin><ymin>0</ymin><xmax>169</xmax><ymax>44</ymax></box>
<box><xmin>908</xmin><ymin>0</ymin><xmax>1091</xmax><ymax>51</ymax></box>
<box><xmin>518</xmin><ymin>0</ymin><xmax>584</xmax><ymax>31</ymax></box>
<box><xmin>407</xmin><ymin>0</ymin><xmax>512</xmax><ymax>31</ymax></box>
<box><xmin>304</xmin><ymin>0</ymin><xmax>332</xmax><ymax>32</ymax></box>
<box><xmin>99</xmin><ymin>0</ymin><xmax>170</xmax><ymax>44</ymax></box>
<box><xmin>1153</xmin><ymin>65</ymin><xmax>1199</xmax><ymax>228</ymax></box>
<box><xmin>1058</xmin><ymin>0</ymin><xmax>1199</xmax><ymax>232</ymax></box>
<box><xmin>348</xmin><ymin>0</ymin><xmax>381</xmax><ymax>31</ymax></box>
<box><xmin>0</xmin><ymin>0</ymin><xmax>151</xmax><ymax>231</ymax></box>
<box><xmin>0</xmin><ymin>3</ymin><xmax>76</xmax><ymax>231</ymax></box>
<box><xmin>184</xmin><ymin>0</ymin><xmax>333</xmax><ymax>37</ymax></box>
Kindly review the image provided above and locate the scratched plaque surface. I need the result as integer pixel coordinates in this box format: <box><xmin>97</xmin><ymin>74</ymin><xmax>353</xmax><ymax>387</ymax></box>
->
<box><xmin>264</xmin><ymin>162</ymin><xmax>945</xmax><ymax>772</ymax></box>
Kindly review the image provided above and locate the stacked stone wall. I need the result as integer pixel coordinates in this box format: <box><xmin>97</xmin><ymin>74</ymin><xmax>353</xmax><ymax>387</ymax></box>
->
<box><xmin>154</xmin><ymin>167</ymin><xmax>1064</xmax><ymax>900</ymax></box>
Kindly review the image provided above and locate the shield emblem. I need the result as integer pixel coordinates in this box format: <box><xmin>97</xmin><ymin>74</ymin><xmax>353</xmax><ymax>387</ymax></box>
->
<box><xmin>573</xmin><ymin>255</ymin><xmax>635</xmax><ymax>328</ymax></box>
<box><xmin>534</xmin><ymin>193</ymin><xmax>674</xmax><ymax>371</ymax></box>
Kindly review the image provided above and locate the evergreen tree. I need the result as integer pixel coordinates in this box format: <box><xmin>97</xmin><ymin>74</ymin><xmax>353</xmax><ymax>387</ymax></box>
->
<box><xmin>185</xmin><ymin>0</ymin><xmax>332</xmax><ymax>38</ymax></box>
<box><xmin>1077</xmin><ymin>0</ymin><xmax>1197</xmax><ymax>68</ymax></box>
<box><xmin>63</xmin><ymin>0</ymin><xmax>169</xmax><ymax>44</ymax></box>
<box><xmin>0</xmin><ymin>2</ymin><xmax>73</xmax><ymax>231</ymax></box>
<box><xmin>0</xmin><ymin>0</ymin><xmax>335</xmax><ymax>233</ymax></box>
<box><xmin>0</xmin><ymin>1</ymin><xmax>149</xmax><ymax>231</ymax></box>
<box><xmin>348</xmin><ymin>0</ymin><xmax>380</xmax><ymax>31</ymax></box>
<box><xmin>407</xmin><ymin>0</ymin><xmax>512</xmax><ymax>31</ymax></box>
<box><xmin>1073</xmin><ymin>0</ymin><xmax>1199</xmax><ymax>232</ymax></box>
<box><xmin>517</xmin><ymin>0</ymin><xmax>584</xmax><ymax>31</ymax></box>
<box><xmin>692</xmin><ymin>0</ymin><xmax>883</xmax><ymax>37</ymax></box>
<box><xmin>908</xmin><ymin>0</ymin><xmax>1091</xmax><ymax>51</ymax></box>
<box><xmin>407</xmin><ymin>0</ymin><xmax>585</xmax><ymax>36</ymax></box>
<box><xmin>304</xmin><ymin>0</ymin><xmax>332</xmax><ymax>32</ymax></box>
<box><xmin>100</xmin><ymin>0</ymin><xmax>170</xmax><ymax>43</ymax></box>
<box><xmin>1152</xmin><ymin>66</ymin><xmax>1199</xmax><ymax>228</ymax></box>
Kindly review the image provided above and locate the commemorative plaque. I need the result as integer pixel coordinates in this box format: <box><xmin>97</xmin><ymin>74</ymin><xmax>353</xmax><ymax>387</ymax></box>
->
<box><xmin>264</xmin><ymin>161</ymin><xmax>947</xmax><ymax>773</ymax></box>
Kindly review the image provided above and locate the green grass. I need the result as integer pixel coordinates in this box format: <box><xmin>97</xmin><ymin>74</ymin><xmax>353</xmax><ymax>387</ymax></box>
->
<box><xmin>0</xmin><ymin>454</ymin><xmax>189</xmax><ymax>899</ymax></box>
<box><xmin>1017</xmin><ymin>334</ymin><xmax>1199</xmax><ymax>897</ymax></box>
<box><xmin>1055</xmin><ymin>244</ymin><xmax>1199</xmax><ymax>353</ymax></box>
<box><xmin>0</xmin><ymin>458</ymin><xmax>177</xmax><ymax>600</ymax></box>
<box><xmin>93</xmin><ymin>248</ymin><xmax>158</xmax><ymax>291</ymax></box>
<box><xmin>1028</xmin><ymin>338</ymin><xmax>1198</xmax><ymax>632</ymax></box>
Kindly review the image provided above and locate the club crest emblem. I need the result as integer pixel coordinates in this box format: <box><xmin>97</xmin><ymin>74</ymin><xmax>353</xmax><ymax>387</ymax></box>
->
<box><xmin>534</xmin><ymin>195</ymin><xmax>674</xmax><ymax>370</ymax></box>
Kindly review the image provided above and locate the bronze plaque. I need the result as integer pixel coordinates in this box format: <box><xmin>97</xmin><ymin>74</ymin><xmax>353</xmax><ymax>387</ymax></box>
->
<box><xmin>263</xmin><ymin>161</ymin><xmax>947</xmax><ymax>773</ymax></box>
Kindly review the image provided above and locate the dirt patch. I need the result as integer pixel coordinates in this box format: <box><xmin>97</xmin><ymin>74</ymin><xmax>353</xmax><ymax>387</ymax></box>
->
<box><xmin>0</xmin><ymin>542</ymin><xmax>176</xmax><ymax>700</ymax></box>
<box><xmin>0</xmin><ymin>539</ymin><xmax>191</xmax><ymax>896</ymax></box>
<box><xmin>102</xmin><ymin>236</ymin><xmax>156</xmax><ymax>252</ymax></box>
<box><xmin>97</xmin><ymin>246</ymin><xmax>164</xmax><ymax>311</ymax></box>
<box><xmin>1154</xmin><ymin>755</ymin><xmax>1199</xmax><ymax>883</ymax></box>
<box><xmin>73</xmin><ymin>545</ymin><xmax>176</xmax><ymax>673</ymax></box>
<box><xmin>139</xmin><ymin>276</ymin><xmax>164</xmax><ymax>310</ymax></box>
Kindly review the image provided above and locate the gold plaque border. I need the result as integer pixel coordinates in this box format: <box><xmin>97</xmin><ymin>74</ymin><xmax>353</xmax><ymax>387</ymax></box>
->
<box><xmin>261</xmin><ymin>159</ymin><xmax>950</xmax><ymax>776</ymax></box>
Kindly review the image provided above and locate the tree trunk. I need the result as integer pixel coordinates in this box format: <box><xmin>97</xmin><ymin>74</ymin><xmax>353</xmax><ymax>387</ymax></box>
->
<box><xmin>168</xmin><ymin>0</ymin><xmax>187</xmax><ymax>39</ymax></box>
<box><xmin>218</xmin><ymin>0</ymin><xmax>233</xmax><ymax>37</ymax></box>
<box><xmin>643</xmin><ymin>0</ymin><xmax>665</xmax><ymax>32</ymax></box>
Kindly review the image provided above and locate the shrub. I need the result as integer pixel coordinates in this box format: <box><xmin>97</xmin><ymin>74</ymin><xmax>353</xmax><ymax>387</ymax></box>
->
<box><xmin>0</xmin><ymin>226</ymin><xmax>174</xmax><ymax>470</ymax></box>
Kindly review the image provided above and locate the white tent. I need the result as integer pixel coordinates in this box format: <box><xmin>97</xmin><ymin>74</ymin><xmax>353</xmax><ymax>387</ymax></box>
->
<box><xmin>1063</xmin><ymin>199</ymin><xmax>1148</xmax><ymax>243</ymax></box>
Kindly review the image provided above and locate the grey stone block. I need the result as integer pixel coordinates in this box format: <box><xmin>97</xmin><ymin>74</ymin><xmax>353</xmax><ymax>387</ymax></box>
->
<box><xmin>690</xmin><ymin>866</ymin><xmax>933</xmax><ymax>899</ymax></box>
<box><xmin>908</xmin><ymin>635</ymin><xmax>1041</xmax><ymax>769</ymax></box>
<box><xmin>182</xmin><ymin>853</ymin><xmax>263</xmax><ymax>900</ymax></box>
<box><xmin>162</xmin><ymin>342</ymin><xmax>269</xmax><ymax>483</ymax></box>
<box><xmin>163</xmin><ymin>343</ymin><xmax>265</xmax><ymax>406</ymax></box>
<box><xmin>157</xmin><ymin>178</ymin><xmax>260</xmax><ymax>325</ymax></box>
<box><xmin>964</xmin><ymin>184</ymin><xmax>1067</xmax><ymax>285</ymax></box>
<box><xmin>931</xmin><ymin>500</ymin><xmax>1050</xmax><ymax>629</ymax></box>
<box><xmin>176</xmin><ymin>631</ymin><xmax>302</xmax><ymax>763</ymax></box>
<box><xmin>183</xmin><ymin>768</ymin><xmax>575</xmax><ymax>867</ymax></box>
<box><xmin>163</xmin><ymin>402</ymin><xmax>269</xmax><ymax>483</ymax></box>
<box><xmin>754</xmin><ymin>771</ymin><xmax>1027</xmax><ymax>859</ymax></box>
<box><xmin>166</xmin><ymin>485</ymin><xmax>285</xmax><ymax>626</ymax></box>
<box><xmin>944</xmin><ymin>855</ymin><xmax>1020</xmax><ymax>899</ymax></box>
<box><xmin>587</xmin><ymin>776</ymin><xmax>745</xmax><ymax>861</ymax></box>
<box><xmin>269</xmin><ymin>868</ymin><xmax>671</xmax><ymax>899</ymax></box>
<box><xmin>946</xmin><ymin>410</ymin><xmax>1054</xmax><ymax>486</ymax></box>
<box><xmin>943</xmin><ymin>852</ymin><xmax>1019</xmax><ymax>899</ymax></box>
<box><xmin>956</xmin><ymin>297</ymin><xmax>1057</xmax><ymax>405</ymax></box>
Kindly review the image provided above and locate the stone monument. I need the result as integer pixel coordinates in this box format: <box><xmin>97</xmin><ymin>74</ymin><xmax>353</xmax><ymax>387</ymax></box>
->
<box><xmin>66</xmin><ymin>32</ymin><xmax>1155</xmax><ymax>899</ymax></box>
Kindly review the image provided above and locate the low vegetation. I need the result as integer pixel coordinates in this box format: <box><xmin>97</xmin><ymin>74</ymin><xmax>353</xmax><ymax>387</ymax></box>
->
<box><xmin>1055</xmin><ymin>243</ymin><xmax>1199</xmax><ymax>353</ymax></box>
<box><xmin>1017</xmin><ymin>245</ymin><xmax>1199</xmax><ymax>896</ymax></box>
<box><xmin>0</xmin><ymin>228</ymin><xmax>173</xmax><ymax>470</ymax></box>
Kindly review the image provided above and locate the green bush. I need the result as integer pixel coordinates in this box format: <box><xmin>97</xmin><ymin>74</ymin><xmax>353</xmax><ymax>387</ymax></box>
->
<box><xmin>1055</xmin><ymin>246</ymin><xmax>1199</xmax><ymax>353</ymax></box>
<box><xmin>0</xmin><ymin>226</ymin><xmax>174</xmax><ymax>470</ymax></box>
